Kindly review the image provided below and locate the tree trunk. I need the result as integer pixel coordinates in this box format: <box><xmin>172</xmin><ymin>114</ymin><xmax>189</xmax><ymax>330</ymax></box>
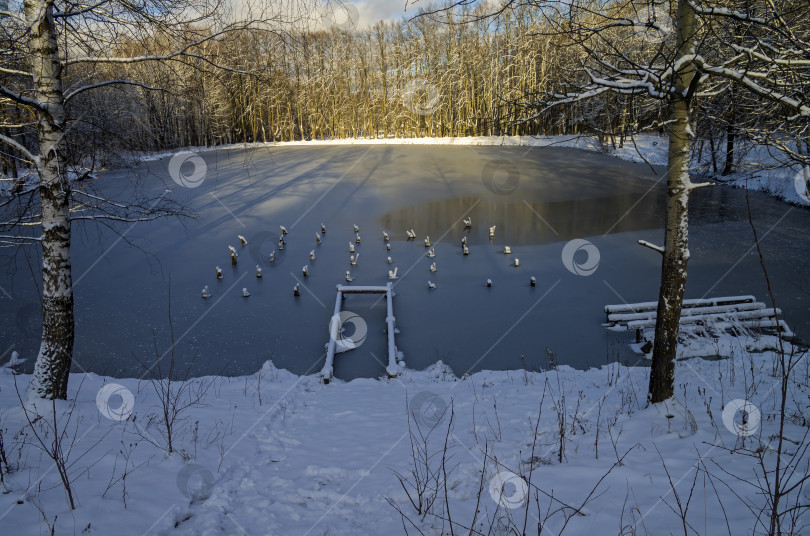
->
<box><xmin>648</xmin><ymin>0</ymin><xmax>697</xmax><ymax>404</ymax></box>
<box><xmin>25</xmin><ymin>0</ymin><xmax>75</xmax><ymax>400</ymax></box>
<box><xmin>722</xmin><ymin>122</ymin><xmax>735</xmax><ymax>175</ymax></box>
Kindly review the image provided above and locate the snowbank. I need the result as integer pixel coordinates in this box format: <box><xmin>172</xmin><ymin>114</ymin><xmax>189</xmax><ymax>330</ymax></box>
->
<box><xmin>1</xmin><ymin>349</ymin><xmax>808</xmax><ymax>535</ymax></box>
<box><xmin>136</xmin><ymin>134</ymin><xmax>669</xmax><ymax>163</ymax></box>
<box><xmin>709</xmin><ymin>142</ymin><xmax>810</xmax><ymax>207</ymax></box>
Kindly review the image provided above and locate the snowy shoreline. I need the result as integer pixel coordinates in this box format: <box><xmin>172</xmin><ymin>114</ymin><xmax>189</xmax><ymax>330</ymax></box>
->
<box><xmin>2</xmin><ymin>346</ymin><xmax>809</xmax><ymax>535</ymax></box>
<box><xmin>137</xmin><ymin>133</ymin><xmax>670</xmax><ymax>165</ymax></box>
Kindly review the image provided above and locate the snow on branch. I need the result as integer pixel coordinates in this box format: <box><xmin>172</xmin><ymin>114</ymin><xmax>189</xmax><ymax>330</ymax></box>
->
<box><xmin>65</xmin><ymin>47</ymin><xmax>203</xmax><ymax>67</ymax></box>
<box><xmin>64</xmin><ymin>49</ymin><xmax>252</xmax><ymax>79</ymax></box>
<box><xmin>68</xmin><ymin>213</ymin><xmax>182</xmax><ymax>223</ymax></box>
<box><xmin>0</xmin><ymin>235</ymin><xmax>41</xmax><ymax>247</ymax></box>
<box><xmin>0</xmin><ymin>85</ymin><xmax>47</xmax><ymax>113</ymax></box>
<box><xmin>638</xmin><ymin>240</ymin><xmax>664</xmax><ymax>254</ymax></box>
<box><xmin>685</xmin><ymin>1</ymin><xmax>768</xmax><ymax>25</ymax></box>
<box><xmin>729</xmin><ymin>44</ymin><xmax>810</xmax><ymax>68</ymax></box>
<box><xmin>583</xmin><ymin>66</ymin><xmax>671</xmax><ymax>99</ymax></box>
<box><xmin>0</xmin><ymin>133</ymin><xmax>37</xmax><ymax>164</ymax></box>
<box><xmin>64</xmin><ymin>80</ymin><xmax>163</xmax><ymax>102</ymax></box>
<box><xmin>745</xmin><ymin>132</ymin><xmax>810</xmax><ymax>167</ymax></box>
<box><xmin>688</xmin><ymin>181</ymin><xmax>714</xmax><ymax>191</ymax></box>
<box><xmin>0</xmin><ymin>66</ymin><xmax>31</xmax><ymax>77</ymax></box>
<box><xmin>691</xmin><ymin>55</ymin><xmax>810</xmax><ymax>118</ymax></box>
<box><xmin>518</xmin><ymin>85</ymin><xmax>612</xmax><ymax>123</ymax></box>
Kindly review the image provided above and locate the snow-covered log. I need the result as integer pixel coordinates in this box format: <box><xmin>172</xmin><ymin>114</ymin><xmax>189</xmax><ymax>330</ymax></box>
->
<box><xmin>606</xmin><ymin>295</ymin><xmax>794</xmax><ymax>345</ymax></box>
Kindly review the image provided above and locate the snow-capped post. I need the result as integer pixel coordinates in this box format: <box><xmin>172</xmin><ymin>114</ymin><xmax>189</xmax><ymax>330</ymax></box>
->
<box><xmin>323</xmin><ymin>287</ymin><xmax>344</xmax><ymax>383</ymax></box>
<box><xmin>384</xmin><ymin>282</ymin><xmax>401</xmax><ymax>378</ymax></box>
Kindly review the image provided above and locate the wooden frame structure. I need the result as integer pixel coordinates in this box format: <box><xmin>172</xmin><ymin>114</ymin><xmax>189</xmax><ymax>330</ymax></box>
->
<box><xmin>605</xmin><ymin>295</ymin><xmax>794</xmax><ymax>343</ymax></box>
<box><xmin>322</xmin><ymin>283</ymin><xmax>402</xmax><ymax>383</ymax></box>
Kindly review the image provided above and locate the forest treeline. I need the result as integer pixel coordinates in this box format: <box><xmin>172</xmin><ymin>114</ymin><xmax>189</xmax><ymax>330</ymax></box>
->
<box><xmin>2</xmin><ymin>0</ymin><xmax>807</xmax><ymax>173</ymax></box>
<box><xmin>90</xmin><ymin>3</ymin><xmax>594</xmax><ymax>153</ymax></box>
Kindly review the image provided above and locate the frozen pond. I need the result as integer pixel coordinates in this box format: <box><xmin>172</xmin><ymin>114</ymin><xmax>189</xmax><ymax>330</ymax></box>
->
<box><xmin>2</xmin><ymin>144</ymin><xmax>809</xmax><ymax>380</ymax></box>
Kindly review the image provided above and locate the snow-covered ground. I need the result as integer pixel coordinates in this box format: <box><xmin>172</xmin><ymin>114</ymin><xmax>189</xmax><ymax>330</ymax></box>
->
<box><xmin>1</xmin><ymin>342</ymin><xmax>809</xmax><ymax>535</ymax></box>
<box><xmin>707</xmin><ymin>142</ymin><xmax>810</xmax><ymax>207</ymax></box>
<box><xmin>138</xmin><ymin>133</ymin><xmax>810</xmax><ymax>209</ymax></box>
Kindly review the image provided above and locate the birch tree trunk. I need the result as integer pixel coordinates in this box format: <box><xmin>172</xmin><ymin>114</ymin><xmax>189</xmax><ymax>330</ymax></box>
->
<box><xmin>647</xmin><ymin>0</ymin><xmax>697</xmax><ymax>404</ymax></box>
<box><xmin>25</xmin><ymin>0</ymin><xmax>74</xmax><ymax>399</ymax></box>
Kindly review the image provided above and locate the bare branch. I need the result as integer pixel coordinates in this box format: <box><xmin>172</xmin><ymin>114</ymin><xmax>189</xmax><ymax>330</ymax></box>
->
<box><xmin>64</xmin><ymin>80</ymin><xmax>163</xmax><ymax>102</ymax></box>
<box><xmin>0</xmin><ymin>133</ymin><xmax>37</xmax><ymax>163</ymax></box>
<box><xmin>638</xmin><ymin>240</ymin><xmax>664</xmax><ymax>254</ymax></box>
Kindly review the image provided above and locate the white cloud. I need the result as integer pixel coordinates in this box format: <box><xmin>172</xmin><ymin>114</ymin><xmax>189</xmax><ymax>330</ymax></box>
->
<box><xmin>353</xmin><ymin>1</ymin><xmax>416</xmax><ymax>27</ymax></box>
<box><xmin>228</xmin><ymin>0</ymin><xmax>426</xmax><ymax>31</ymax></box>
<box><xmin>321</xmin><ymin>0</ymin><xmax>427</xmax><ymax>29</ymax></box>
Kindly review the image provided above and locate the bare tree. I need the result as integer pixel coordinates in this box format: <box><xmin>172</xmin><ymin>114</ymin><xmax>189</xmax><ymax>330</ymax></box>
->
<box><xmin>447</xmin><ymin>0</ymin><xmax>810</xmax><ymax>402</ymax></box>
<box><xmin>0</xmin><ymin>0</ymin><xmax>308</xmax><ymax>399</ymax></box>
